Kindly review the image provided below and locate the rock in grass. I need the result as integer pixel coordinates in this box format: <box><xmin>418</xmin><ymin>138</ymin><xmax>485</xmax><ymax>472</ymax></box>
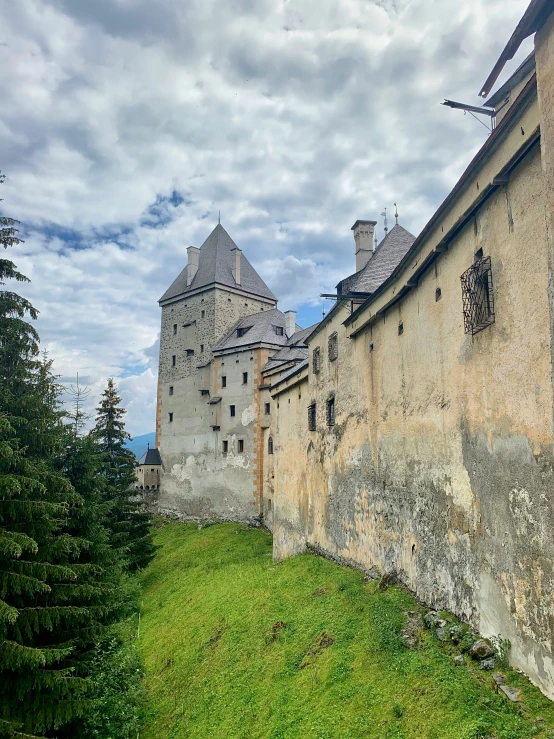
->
<box><xmin>499</xmin><ymin>685</ymin><xmax>521</xmax><ymax>702</ymax></box>
<box><xmin>436</xmin><ymin>627</ymin><xmax>450</xmax><ymax>642</ymax></box>
<box><xmin>453</xmin><ymin>655</ymin><xmax>465</xmax><ymax>665</ymax></box>
<box><xmin>479</xmin><ymin>658</ymin><xmax>496</xmax><ymax>671</ymax></box>
<box><xmin>492</xmin><ymin>673</ymin><xmax>507</xmax><ymax>686</ymax></box>
<box><xmin>469</xmin><ymin>639</ymin><xmax>494</xmax><ymax>659</ymax></box>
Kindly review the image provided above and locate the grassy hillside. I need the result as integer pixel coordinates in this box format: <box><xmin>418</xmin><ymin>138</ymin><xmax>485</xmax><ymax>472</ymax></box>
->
<box><xmin>138</xmin><ymin>523</ymin><xmax>554</xmax><ymax>739</ymax></box>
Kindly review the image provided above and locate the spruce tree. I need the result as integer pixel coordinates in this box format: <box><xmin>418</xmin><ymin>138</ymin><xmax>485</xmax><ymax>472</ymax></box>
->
<box><xmin>0</xmin><ymin>174</ymin><xmax>128</xmax><ymax>737</ymax></box>
<box><xmin>93</xmin><ymin>379</ymin><xmax>155</xmax><ymax>571</ymax></box>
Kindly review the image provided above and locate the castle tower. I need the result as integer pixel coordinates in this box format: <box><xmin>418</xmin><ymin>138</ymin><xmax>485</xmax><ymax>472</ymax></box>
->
<box><xmin>155</xmin><ymin>224</ymin><xmax>277</xmax><ymax>521</ymax></box>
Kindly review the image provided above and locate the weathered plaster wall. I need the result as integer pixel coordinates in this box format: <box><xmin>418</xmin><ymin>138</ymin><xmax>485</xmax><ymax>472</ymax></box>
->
<box><xmin>272</xmin><ymin>132</ymin><xmax>554</xmax><ymax>698</ymax></box>
<box><xmin>156</xmin><ymin>284</ymin><xmax>275</xmax><ymax>521</ymax></box>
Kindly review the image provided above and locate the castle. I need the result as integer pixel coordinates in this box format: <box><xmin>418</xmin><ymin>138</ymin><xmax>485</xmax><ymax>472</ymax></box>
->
<box><xmin>152</xmin><ymin>0</ymin><xmax>554</xmax><ymax>700</ymax></box>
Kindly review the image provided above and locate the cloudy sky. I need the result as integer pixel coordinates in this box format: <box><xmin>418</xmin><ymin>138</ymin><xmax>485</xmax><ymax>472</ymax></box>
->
<box><xmin>1</xmin><ymin>0</ymin><xmax>533</xmax><ymax>436</ymax></box>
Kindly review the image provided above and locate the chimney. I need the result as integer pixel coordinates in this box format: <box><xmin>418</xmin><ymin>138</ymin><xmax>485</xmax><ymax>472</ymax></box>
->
<box><xmin>351</xmin><ymin>219</ymin><xmax>377</xmax><ymax>272</ymax></box>
<box><xmin>231</xmin><ymin>246</ymin><xmax>241</xmax><ymax>285</ymax></box>
<box><xmin>186</xmin><ymin>246</ymin><xmax>200</xmax><ymax>286</ymax></box>
<box><xmin>284</xmin><ymin>310</ymin><xmax>296</xmax><ymax>338</ymax></box>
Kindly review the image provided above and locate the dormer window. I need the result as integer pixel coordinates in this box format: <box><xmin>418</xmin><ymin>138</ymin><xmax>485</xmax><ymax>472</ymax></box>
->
<box><xmin>237</xmin><ymin>326</ymin><xmax>252</xmax><ymax>338</ymax></box>
<box><xmin>274</xmin><ymin>326</ymin><xmax>284</xmax><ymax>336</ymax></box>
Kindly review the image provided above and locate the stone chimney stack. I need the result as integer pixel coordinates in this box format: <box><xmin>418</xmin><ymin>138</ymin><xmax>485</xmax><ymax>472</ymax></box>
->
<box><xmin>231</xmin><ymin>247</ymin><xmax>242</xmax><ymax>285</ymax></box>
<box><xmin>284</xmin><ymin>310</ymin><xmax>296</xmax><ymax>338</ymax></box>
<box><xmin>186</xmin><ymin>246</ymin><xmax>200</xmax><ymax>286</ymax></box>
<box><xmin>351</xmin><ymin>219</ymin><xmax>377</xmax><ymax>272</ymax></box>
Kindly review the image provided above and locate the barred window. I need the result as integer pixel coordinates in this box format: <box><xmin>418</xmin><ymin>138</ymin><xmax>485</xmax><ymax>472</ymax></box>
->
<box><xmin>327</xmin><ymin>397</ymin><xmax>335</xmax><ymax>427</ymax></box>
<box><xmin>268</xmin><ymin>437</ymin><xmax>274</xmax><ymax>454</ymax></box>
<box><xmin>460</xmin><ymin>254</ymin><xmax>495</xmax><ymax>335</ymax></box>
<box><xmin>312</xmin><ymin>347</ymin><xmax>321</xmax><ymax>374</ymax></box>
<box><xmin>328</xmin><ymin>332</ymin><xmax>338</xmax><ymax>362</ymax></box>
<box><xmin>308</xmin><ymin>403</ymin><xmax>316</xmax><ymax>431</ymax></box>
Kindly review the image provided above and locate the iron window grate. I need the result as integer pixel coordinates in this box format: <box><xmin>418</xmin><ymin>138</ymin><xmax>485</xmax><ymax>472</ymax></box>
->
<box><xmin>460</xmin><ymin>256</ymin><xmax>495</xmax><ymax>335</ymax></box>
<box><xmin>328</xmin><ymin>332</ymin><xmax>338</xmax><ymax>362</ymax></box>
<box><xmin>312</xmin><ymin>347</ymin><xmax>321</xmax><ymax>374</ymax></box>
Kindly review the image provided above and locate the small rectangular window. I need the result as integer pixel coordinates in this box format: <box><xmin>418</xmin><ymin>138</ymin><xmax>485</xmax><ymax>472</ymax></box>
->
<box><xmin>230</xmin><ymin>405</ymin><xmax>236</xmax><ymax>417</ymax></box>
<box><xmin>242</xmin><ymin>372</ymin><xmax>248</xmax><ymax>384</ymax></box>
<box><xmin>168</xmin><ymin>412</ymin><xmax>173</xmax><ymax>423</ymax></box>
<box><xmin>222</xmin><ymin>440</ymin><xmax>228</xmax><ymax>454</ymax></box>
<box><xmin>265</xmin><ymin>402</ymin><xmax>270</xmax><ymax>415</ymax></box>
<box><xmin>172</xmin><ymin>355</ymin><xmax>176</xmax><ymax>367</ymax></box>
<box><xmin>222</xmin><ymin>376</ymin><xmax>227</xmax><ymax>388</ymax></box>
<box><xmin>173</xmin><ymin>323</ymin><xmax>177</xmax><ymax>335</ymax></box>
<box><xmin>308</xmin><ymin>403</ymin><xmax>316</xmax><ymax>431</ymax></box>
<box><xmin>328</xmin><ymin>332</ymin><xmax>338</xmax><ymax>362</ymax></box>
<box><xmin>312</xmin><ymin>347</ymin><xmax>321</xmax><ymax>374</ymax></box>
<box><xmin>327</xmin><ymin>397</ymin><xmax>335</xmax><ymax>427</ymax></box>
<box><xmin>200</xmin><ymin>344</ymin><xmax>204</xmax><ymax>353</ymax></box>
<box><xmin>169</xmin><ymin>386</ymin><xmax>174</xmax><ymax>396</ymax></box>
<box><xmin>238</xmin><ymin>439</ymin><xmax>244</xmax><ymax>453</ymax></box>
<box><xmin>186</xmin><ymin>349</ymin><xmax>194</xmax><ymax>356</ymax></box>
<box><xmin>201</xmin><ymin>310</ymin><xmax>205</xmax><ymax>319</ymax></box>
<box><xmin>274</xmin><ymin>326</ymin><xmax>284</xmax><ymax>336</ymax></box>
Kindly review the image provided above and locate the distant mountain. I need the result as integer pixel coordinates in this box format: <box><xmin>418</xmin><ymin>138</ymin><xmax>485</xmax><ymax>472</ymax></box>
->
<box><xmin>126</xmin><ymin>432</ymin><xmax>156</xmax><ymax>460</ymax></box>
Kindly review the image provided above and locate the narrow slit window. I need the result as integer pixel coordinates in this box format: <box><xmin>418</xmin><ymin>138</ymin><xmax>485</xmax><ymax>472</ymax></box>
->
<box><xmin>238</xmin><ymin>439</ymin><xmax>244</xmax><ymax>453</ymax></box>
<box><xmin>172</xmin><ymin>355</ymin><xmax>176</xmax><ymax>367</ymax></box>
<box><xmin>200</xmin><ymin>344</ymin><xmax>204</xmax><ymax>353</ymax></box>
<box><xmin>222</xmin><ymin>440</ymin><xmax>228</xmax><ymax>454</ymax></box>
<box><xmin>265</xmin><ymin>402</ymin><xmax>270</xmax><ymax>415</ymax></box>
<box><xmin>222</xmin><ymin>375</ymin><xmax>227</xmax><ymax>388</ymax></box>
<box><xmin>398</xmin><ymin>321</ymin><xmax>404</xmax><ymax>336</ymax></box>
<box><xmin>268</xmin><ymin>437</ymin><xmax>274</xmax><ymax>454</ymax></box>
<box><xmin>435</xmin><ymin>287</ymin><xmax>442</xmax><ymax>302</ymax></box>
<box><xmin>230</xmin><ymin>405</ymin><xmax>236</xmax><ymax>417</ymax></box>
<box><xmin>201</xmin><ymin>310</ymin><xmax>205</xmax><ymax>319</ymax></box>
<box><xmin>327</xmin><ymin>397</ymin><xmax>335</xmax><ymax>427</ymax></box>
<box><xmin>168</xmin><ymin>412</ymin><xmax>173</xmax><ymax>423</ymax></box>
<box><xmin>308</xmin><ymin>403</ymin><xmax>316</xmax><ymax>431</ymax></box>
<box><xmin>169</xmin><ymin>386</ymin><xmax>174</xmax><ymax>396</ymax></box>
<box><xmin>173</xmin><ymin>323</ymin><xmax>177</xmax><ymax>335</ymax></box>
<box><xmin>243</xmin><ymin>372</ymin><xmax>248</xmax><ymax>384</ymax></box>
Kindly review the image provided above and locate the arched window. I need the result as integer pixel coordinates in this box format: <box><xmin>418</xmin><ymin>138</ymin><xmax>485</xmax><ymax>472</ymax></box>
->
<box><xmin>145</xmin><ymin>485</ymin><xmax>150</xmax><ymax>491</ymax></box>
<box><xmin>268</xmin><ymin>437</ymin><xmax>274</xmax><ymax>455</ymax></box>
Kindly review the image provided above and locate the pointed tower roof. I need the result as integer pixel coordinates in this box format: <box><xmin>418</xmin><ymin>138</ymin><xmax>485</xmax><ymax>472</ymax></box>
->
<box><xmin>159</xmin><ymin>224</ymin><xmax>276</xmax><ymax>304</ymax></box>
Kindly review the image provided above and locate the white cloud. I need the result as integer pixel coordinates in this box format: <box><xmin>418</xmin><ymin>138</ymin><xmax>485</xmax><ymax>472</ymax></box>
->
<box><xmin>0</xmin><ymin>0</ymin><xmax>534</xmax><ymax>434</ymax></box>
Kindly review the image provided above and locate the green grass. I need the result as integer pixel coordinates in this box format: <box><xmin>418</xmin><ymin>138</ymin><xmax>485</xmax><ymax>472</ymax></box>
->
<box><xmin>138</xmin><ymin>522</ymin><xmax>554</xmax><ymax>739</ymax></box>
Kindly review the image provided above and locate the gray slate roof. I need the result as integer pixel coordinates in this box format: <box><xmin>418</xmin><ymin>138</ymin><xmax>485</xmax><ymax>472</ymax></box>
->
<box><xmin>337</xmin><ymin>224</ymin><xmax>416</xmax><ymax>295</ymax></box>
<box><xmin>213</xmin><ymin>308</ymin><xmax>292</xmax><ymax>352</ymax></box>
<box><xmin>273</xmin><ymin>358</ymin><xmax>308</xmax><ymax>386</ymax></box>
<box><xmin>138</xmin><ymin>447</ymin><xmax>162</xmax><ymax>465</ymax></box>
<box><xmin>262</xmin><ymin>322</ymin><xmax>318</xmax><ymax>372</ymax></box>
<box><xmin>159</xmin><ymin>224</ymin><xmax>277</xmax><ymax>303</ymax></box>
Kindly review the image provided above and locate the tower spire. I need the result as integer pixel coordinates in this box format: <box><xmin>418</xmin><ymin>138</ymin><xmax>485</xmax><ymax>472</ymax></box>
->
<box><xmin>394</xmin><ymin>203</ymin><xmax>399</xmax><ymax>226</ymax></box>
<box><xmin>218</xmin><ymin>210</ymin><xmax>221</xmax><ymax>224</ymax></box>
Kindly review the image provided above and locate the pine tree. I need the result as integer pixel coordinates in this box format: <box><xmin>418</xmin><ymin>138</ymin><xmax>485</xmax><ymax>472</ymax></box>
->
<box><xmin>93</xmin><ymin>379</ymin><xmax>155</xmax><ymax>572</ymax></box>
<box><xmin>0</xmin><ymin>174</ymin><xmax>129</xmax><ymax>737</ymax></box>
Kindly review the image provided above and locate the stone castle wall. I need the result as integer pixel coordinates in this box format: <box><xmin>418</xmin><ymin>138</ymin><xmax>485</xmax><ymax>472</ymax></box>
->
<box><xmin>269</xmin><ymin>102</ymin><xmax>554</xmax><ymax>700</ymax></box>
